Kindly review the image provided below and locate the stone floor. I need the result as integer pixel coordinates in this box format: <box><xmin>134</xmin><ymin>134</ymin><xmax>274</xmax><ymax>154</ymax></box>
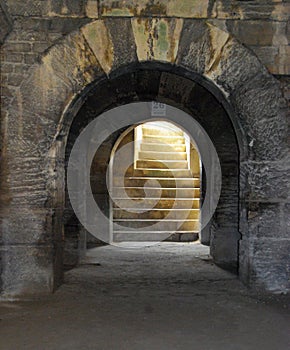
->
<box><xmin>0</xmin><ymin>242</ymin><xmax>289</xmax><ymax>350</ymax></box>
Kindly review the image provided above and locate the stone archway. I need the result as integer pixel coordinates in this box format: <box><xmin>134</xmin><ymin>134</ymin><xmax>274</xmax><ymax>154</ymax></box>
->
<box><xmin>0</xmin><ymin>19</ymin><xmax>288</xmax><ymax>297</ymax></box>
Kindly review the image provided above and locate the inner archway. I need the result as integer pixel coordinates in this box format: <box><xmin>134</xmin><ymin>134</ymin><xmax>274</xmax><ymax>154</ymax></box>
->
<box><xmin>64</xmin><ymin>69</ymin><xmax>240</xmax><ymax>274</ymax></box>
<box><xmin>108</xmin><ymin>119</ymin><xmax>202</xmax><ymax>244</ymax></box>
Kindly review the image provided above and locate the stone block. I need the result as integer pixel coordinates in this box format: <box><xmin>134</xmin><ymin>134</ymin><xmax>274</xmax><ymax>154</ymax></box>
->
<box><xmin>100</xmin><ymin>0</ymin><xmax>210</xmax><ymax>18</ymax></box>
<box><xmin>275</xmin><ymin>46</ymin><xmax>290</xmax><ymax>75</ymax></box>
<box><xmin>81</xmin><ymin>20</ymin><xmax>114</xmax><ymax>74</ymax></box>
<box><xmin>85</xmin><ymin>0</ymin><xmax>98</xmax><ymax>18</ymax></box>
<box><xmin>105</xmin><ymin>18</ymin><xmax>138</xmax><ymax>71</ymax></box>
<box><xmin>210</xmin><ymin>228</ymin><xmax>241</xmax><ymax>272</ymax></box>
<box><xmin>32</xmin><ymin>41</ymin><xmax>51</xmax><ymax>53</ymax></box>
<box><xmin>24</xmin><ymin>53</ymin><xmax>39</xmax><ymax>65</ymax></box>
<box><xmin>5</xmin><ymin>0</ymin><xmax>50</xmax><ymax>16</ymax></box>
<box><xmin>4</xmin><ymin>42</ymin><xmax>32</xmax><ymax>52</ymax></box>
<box><xmin>5</xmin><ymin>0</ymin><xmax>87</xmax><ymax>17</ymax></box>
<box><xmin>251</xmin><ymin>46</ymin><xmax>279</xmax><ymax>74</ymax></box>
<box><xmin>0</xmin><ymin>2</ymin><xmax>12</xmax><ymax>44</ymax></box>
<box><xmin>226</xmin><ymin>20</ymin><xmax>276</xmax><ymax>46</ymax></box>
<box><xmin>216</xmin><ymin>1</ymin><xmax>290</xmax><ymax>21</ymax></box>
<box><xmin>206</xmin><ymin>34</ymin><xmax>266</xmax><ymax>94</ymax></box>
<box><xmin>3</xmin><ymin>52</ymin><xmax>23</xmax><ymax>63</ymax></box>
<box><xmin>49</xmin><ymin>0</ymin><xmax>85</xmax><ymax>16</ymax></box>
<box><xmin>132</xmin><ymin>17</ymin><xmax>183</xmax><ymax>63</ymax></box>
<box><xmin>176</xmin><ymin>19</ymin><xmax>210</xmax><ymax>75</ymax></box>
<box><xmin>0</xmin><ymin>245</ymin><xmax>54</xmax><ymax>297</ymax></box>
<box><xmin>247</xmin><ymin>202</ymin><xmax>287</xmax><ymax>239</ymax></box>
<box><xmin>159</xmin><ymin>72</ymin><xmax>195</xmax><ymax>105</ymax></box>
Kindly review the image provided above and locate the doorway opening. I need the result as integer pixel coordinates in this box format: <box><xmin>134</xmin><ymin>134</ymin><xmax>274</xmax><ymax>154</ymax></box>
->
<box><xmin>109</xmin><ymin>120</ymin><xmax>201</xmax><ymax>244</ymax></box>
<box><xmin>64</xmin><ymin>70</ymin><xmax>240</xmax><ymax>274</ymax></box>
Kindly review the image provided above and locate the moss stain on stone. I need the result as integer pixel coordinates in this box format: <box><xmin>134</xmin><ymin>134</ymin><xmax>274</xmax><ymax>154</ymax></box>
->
<box><xmin>157</xmin><ymin>22</ymin><xmax>168</xmax><ymax>51</ymax></box>
<box><xmin>132</xmin><ymin>18</ymin><xmax>183</xmax><ymax>62</ymax></box>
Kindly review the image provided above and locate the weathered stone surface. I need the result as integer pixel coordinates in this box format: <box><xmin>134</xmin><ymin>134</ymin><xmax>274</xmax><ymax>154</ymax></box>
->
<box><xmin>231</xmin><ymin>72</ymin><xmax>287</xmax><ymax>160</ymax></box>
<box><xmin>85</xmin><ymin>0</ymin><xmax>98</xmax><ymax>18</ymax></box>
<box><xmin>216</xmin><ymin>1</ymin><xmax>290</xmax><ymax>21</ymax></box>
<box><xmin>105</xmin><ymin>19</ymin><xmax>137</xmax><ymax>73</ymax></box>
<box><xmin>176</xmin><ymin>19</ymin><xmax>210</xmax><ymax>75</ymax></box>
<box><xmin>251</xmin><ymin>46</ymin><xmax>279</xmax><ymax>74</ymax></box>
<box><xmin>240</xmin><ymin>159</ymin><xmax>290</xmax><ymax>201</ymax></box>
<box><xmin>81</xmin><ymin>20</ymin><xmax>113</xmax><ymax>74</ymax></box>
<box><xmin>3</xmin><ymin>30</ymin><xmax>104</xmax><ymax>159</ymax></box>
<box><xmin>246</xmin><ymin>202</ymin><xmax>288</xmax><ymax>239</ymax></box>
<box><xmin>1</xmin><ymin>3</ymin><xmax>289</xmax><ymax>297</ymax></box>
<box><xmin>5</xmin><ymin>0</ymin><xmax>94</xmax><ymax>17</ymax></box>
<box><xmin>0</xmin><ymin>210</ymin><xmax>53</xmax><ymax>244</ymax></box>
<box><xmin>204</xmin><ymin>22</ymin><xmax>230</xmax><ymax>78</ymax></box>
<box><xmin>204</xmin><ymin>32</ymin><xmax>266</xmax><ymax>93</ymax></box>
<box><xmin>225</xmin><ymin>18</ymin><xmax>290</xmax><ymax>74</ymax></box>
<box><xmin>132</xmin><ymin>18</ymin><xmax>183</xmax><ymax>62</ymax></box>
<box><xmin>210</xmin><ymin>228</ymin><xmax>241</xmax><ymax>272</ymax></box>
<box><xmin>158</xmin><ymin>72</ymin><xmax>194</xmax><ymax>105</ymax></box>
<box><xmin>100</xmin><ymin>0</ymin><xmax>210</xmax><ymax>18</ymax></box>
<box><xmin>251</xmin><ymin>239</ymin><xmax>290</xmax><ymax>293</ymax></box>
<box><xmin>239</xmin><ymin>237</ymin><xmax>290</xmax><ymax>293</ymax></box>
<box><xmin>226</xmin><ymin>20</ymin><xmax>277</xmax><ymax>46</ymax></box>
<box><xmin>0</xmin><ymin>1</ymin><xmax>12</xmax><ymax>44</ymax></box>
<box><xmin>5</xmin><ymin>0</ymin><xmax>50</xmax><ymax>17</ymax></box>
<box><xmin>275</xmin><ymin>45</ymin><xmax>290</xmax><ymax>75</ymax></box>
<box><xmin>0</xmin><ymin>245</ymin><xmax>54</xmax><ymax>297</ymax></box>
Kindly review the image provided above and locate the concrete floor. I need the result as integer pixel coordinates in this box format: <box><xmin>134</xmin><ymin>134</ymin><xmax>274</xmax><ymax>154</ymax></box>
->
<box><xmin>0</xmin><ymin>242</ymin><xmax>289</xmax><ymax>350</ymax></box>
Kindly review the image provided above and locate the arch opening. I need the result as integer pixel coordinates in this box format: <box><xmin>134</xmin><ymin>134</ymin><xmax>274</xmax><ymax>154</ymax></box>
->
<box><xmin>63</xmin><ymin>69</ymin><xmax>240</xmax><ymax>274</ymax></box>
<box><xmin>108</xmin><ymin>119</ymin><xmax>202</xmax><ymax>245</ymax></box>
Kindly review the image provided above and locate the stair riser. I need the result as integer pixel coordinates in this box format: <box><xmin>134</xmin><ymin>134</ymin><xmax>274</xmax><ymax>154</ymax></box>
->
<box><xmin>141</xmin><ymin>144</ymin><xmax>186</xmax><ymax>152</ymax></box>
<box><xmin>115</xmin><ymin>168</ymin><xmax>194</xmax><ymax>177</ymax></box>
<box><xmin>113</xmin><ymin>199</ymin><xmax>200</xmax><ymax>209</ymax></box>
<box><xmin>132</xmin><ymin>169</ymin><xmax>193</xmax><ymax>177</ymax></box>
<box><xmin>142</xmin><ymin>128</ymin><xmax>183</xmax><ymax>137</ymax></box>
<box><xmin>112</xmin><ymin>188</ymin><xmax>200</xmax><ymax>198</ymax></box>
<box><xmin>113</xmin><ymin>232</ymin><xmax>171</xmax><ymax>242</ymax></box>
<box><xmin>142</xmin><ymin>137</ymin><xmax>185</xmax><ymax>145</ymax></box>
<box><xmin>113</xmin><ymin>209</ymin><xmax>200</xmax><ymax>220</ymax></box>
<box><xmin>136</xmin><ymin>160</ymin><xmax>188</xmax><ymax>169</ymax></box>
<box><xmin>114</xmin><ymin>221</ymin><xmax>199</xmax><ymax>231</ymax></box>
<box><xmin>113</xmin><ymin>177</ymin><xmax>200</xmax><ymax>188</ymax></box>
<box><xmin>139</xmin><ymin>151</ymin><xmax>187</xmax><ymax>161</ymax></box>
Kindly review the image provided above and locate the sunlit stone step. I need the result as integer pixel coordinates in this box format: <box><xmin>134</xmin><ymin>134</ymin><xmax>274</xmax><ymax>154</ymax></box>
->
<box><xmin>112</xmin><ymin>187</ymin><xmax>200</xmax><ymax>198</ymax></box>
<box><xmin>139</xmin><ymin>151</ymin><xmax>187</xmax><ymax>160</ymax></box>
<box><xmin>112</xmin><ymin>121</ymin><xmax>200</xmax><ymax>243</ymax></box>
<box><xmin>112</xmin><ymin>198</ymin><xmax>200</xmax><ymax>209</ymax></box>
<box><xmin>113</xmin><ymin>177</ymin><xmax>200</xmax><ymax>188</ymax></box>
<box><xmin>113</xmin><ymin>232</ymin><xmax>173</xmax><ymax>242</ymax></box>
<box><xmin>132</xmin><ymin>169</ymin><xmax>193</xmax><ymax>177</ymax></box>
<box><xmin>113</xmin><ymin>208</ymin><xmax>200</xmax><ymax>220</ymax></box>
<box><xmin>113</xmin><ymin>231</ymin><xmax>199</xmax><ymax>242</ymax></box>
<box><xmin>142</xmin><ymin>127</ymin><xmax>183</xmax><ymax>137</ymax></box>
<box><xmin>141</xmin><ymin>143</ymin><xmax>186</xmax><ymax>152</ymax></box>
<box><xmin>142</xmin><ymin>135</ymin><xmax>185</xmax><ymax>145</ymax></box>
<box><xmin>136</xmin><ymin>159</ymin><xmax>188</xmax><ymax>170</ymax></box>
<box><xmin>113</xmin><ymin>219</ymin><xmax>199</xmax><ymax>231</ymax></box>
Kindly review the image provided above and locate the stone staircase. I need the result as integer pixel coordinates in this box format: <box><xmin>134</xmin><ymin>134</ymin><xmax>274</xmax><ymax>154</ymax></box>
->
<box><xmin>111</xmin><ymin>122</ymin><xmax>200</xmax><ymax>243</ymax></box>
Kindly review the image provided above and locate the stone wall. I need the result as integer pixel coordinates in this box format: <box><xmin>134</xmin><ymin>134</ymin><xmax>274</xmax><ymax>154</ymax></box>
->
<box><xmin>1</xmin><ymin>0</ymin><xmax>289</xmax><ymax>75</ymax></box>
<box><xmin>0</xmin><ymin>0</ymin><xmax>289</xmax><ymax>297</ymax></box>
